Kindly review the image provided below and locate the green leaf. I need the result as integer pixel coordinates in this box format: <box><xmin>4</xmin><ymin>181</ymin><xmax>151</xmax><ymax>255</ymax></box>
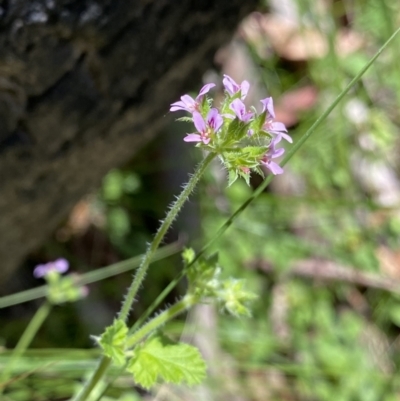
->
<box><xmin>238</xmin><ymin>169</ymin><xmax>251</xmax><ymax>186</ymax></box>
<box><xmin>98</xmin><ymin>319</ymin><xmax>128</xmax><ymax>366</ymax></box>
<box><xmin>176</xmin><ymin>116</ymin><xmax>193</xmax><ymax>123</ymax></box>
<box><xmin>241</xmin><ymin>146</ymin><xmax>267</xmax><ymax>160</ymax></box>
<box><xmin>228</xmin><ymin>169</ymin><xmax>239</xmax><ymax>187</ymax></box>
<box><xmin>182</xmin><ymin>248</ymin><xmax>196</xmax><ymax>265</ymax></box>
<box><xmin>127</xmin><ymin>336</ymin><xmax>206</xmax><ymax>389</ymax></box>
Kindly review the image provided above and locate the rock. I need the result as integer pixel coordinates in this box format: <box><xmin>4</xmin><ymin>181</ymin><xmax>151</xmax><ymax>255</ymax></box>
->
<box><xmin>0</xmin><ymin>0</ymin><xmax>257</xmax><ymax>282</ymax></box>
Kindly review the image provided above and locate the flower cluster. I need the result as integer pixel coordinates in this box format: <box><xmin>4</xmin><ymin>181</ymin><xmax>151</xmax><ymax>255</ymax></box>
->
<box><xmin>170</xmin><ymin>75</ymin><xmax>292</xmax><ymax>185</ymax></box>
<box><xmin>33</xmin><ymin>258</ymin><xmax>88</xmax><ymax>303</ymax></box>
<box><xmin>33</xmin><ymin>258</ymin><xmax>69</xmax><ymax>278</ymax></box>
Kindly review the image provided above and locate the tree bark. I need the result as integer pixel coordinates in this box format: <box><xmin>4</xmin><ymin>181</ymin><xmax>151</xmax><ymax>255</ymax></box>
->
<box><xmin>0</xmin><ymin>0</ymin><xmax>257</xmax><ymax>282</ymax></box>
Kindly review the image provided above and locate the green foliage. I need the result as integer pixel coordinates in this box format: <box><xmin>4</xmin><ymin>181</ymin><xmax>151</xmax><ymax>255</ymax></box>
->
<box><xmin>103</xmin><ymin>170</ymin><xmax>140</xmax><ymax>202</ymax></box>
<box><xmin>185</xmin><ymin>249</ymin><xmax>257</xmax><ymax>316</ymax></box>
<box><xmin>127</xmin><ymin>335</ymin><xmax>206</xmax><ymax>389</ymax></box>
<box><xmin>226</xmin><ymin>118</ymin><xmax>249</xmax><ymax>142</ymax></box>
<box><xmin>98</xmin><ymin>319</ymin><xmax>128</xmax><ymax>366</ymax></box>
<box><xmin>182</xmin><ymin>247</ymin><xmax>196</xmax><ymax>265</ymax></box>
<box><xmin>107</xmin><ymin>207</ymin><xmax>130</xmax><ymax>239</ymax></box>
<box><xmin>47</xmin><ymin>276</ymin><xmax>84</xmax><ymax>304</ymax></box>
<box><xmin>218</xmin><ymin>278</ymin><xmax>257</xmax><ymax>317</ymax></box>
<box><xmin>4</xmin><ymin>2</ymin><xmax>400</xmax><ymax>401</ymax></box>
<box><xmin>186</xmin><ymin>251</ymin><xmax>221</xmax><ymax>297</ymax></box>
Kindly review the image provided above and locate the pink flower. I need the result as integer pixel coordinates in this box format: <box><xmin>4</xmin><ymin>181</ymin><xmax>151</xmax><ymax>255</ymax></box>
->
<box><xmin>170</xmin><ymin>83</ymin><xmax>216</xmax><ymax>113</ymax></box>
<box><xmin>261</xmin><ymin>136</ymin><xmax>285</xmax><ymax>175</ymax></box>
<box><xmin>223</xmin><ymin>75</ymin><xmax>250</xmax><ymax>99</ymax></box>
<box><xmin>34</xmin><ymin>258</ymin><xmax>69</xmax><ymax>278</ymax></box>
<box><xmin>184</xmin><ymin>108</ymin><xmax>223</xmax><ymax>144</ymax></box>
<box><xmin>260</xmin><ymin>97</ymin><xmax>292</xmax><ymax>143</ymax></box>
<box><xmin>229</xmin><ymin>99</ymin><xmax>254</xmax><ymax>122</ymax></box>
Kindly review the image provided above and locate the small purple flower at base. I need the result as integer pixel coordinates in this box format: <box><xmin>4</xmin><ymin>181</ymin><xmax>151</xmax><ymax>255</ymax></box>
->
<box><xmin>260</xmin><ymin>97</ymin><xmax>292</xmax><ymax>143</ymax></box>
<box><xmin>261</xmin><ymin>137</ymin><xmax>285</xmax><ymax>175</ymax></box>
<box><xmin>229</xmin><ymin>99</ymin><xmax>254</xmax><ymax>122</ymax></box>
<box><xmin>170</xmin><ymin>83</ymin><xmax>215</xmax><ymax>113</ymax></box>
<box><xmin>33</xmin><ymin>258</ymin><xmax>69</xmax><ymax>278</ymax></box>
<box><xmin>184</xmin><ymin>108</ymin><xmax>223</xmax><ymax>145</ymax></box>
<box><xmin>223</xmin><ymin>75</ymin><xmax>250</xmax><ymax>99</ymax></box>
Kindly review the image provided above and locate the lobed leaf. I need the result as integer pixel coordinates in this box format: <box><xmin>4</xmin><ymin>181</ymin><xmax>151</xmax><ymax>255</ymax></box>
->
<box><xmin>127</xmin><ymin>336</ymin><xmax>206</xmax><ymax>389</ymax></box>
<box><xmin>98</xmin><ymin>319</ymin><xmax>128</xmax><ymax>366</ymax></box>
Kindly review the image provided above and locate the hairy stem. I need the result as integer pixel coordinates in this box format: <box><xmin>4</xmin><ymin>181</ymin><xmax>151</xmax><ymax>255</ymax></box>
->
<box><xmin>72</xmin><ymin>152</ymin><xmax>215</xmax><ymax>401</ymax></box>
<box><xmin>71</xmin><ymin>356</ymin><xmax>112</xmax><ymax>401</ymax></box>
<box><xmin>118</xmin><ymin>151</ymin><xmax>216</xmax><ymax>322</ymax></box>
<box><xmin>127</xmin><ymin>295</ymin><xmax>196</xmax><ymax>348</ymax></box>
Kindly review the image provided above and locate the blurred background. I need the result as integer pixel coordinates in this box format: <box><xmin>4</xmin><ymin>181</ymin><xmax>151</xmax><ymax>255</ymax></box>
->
<box><xmin>3</xmin><ymin>0</ymin><xmax>400</xmax><ymax>400</ymax></box>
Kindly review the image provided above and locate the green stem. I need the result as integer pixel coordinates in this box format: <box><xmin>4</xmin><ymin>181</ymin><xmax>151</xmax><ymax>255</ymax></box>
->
<box><xmin>118</xmin><ymin>151</ymin><xmax>216</xmax><ymax>322</ymax></box>
<box><xmin>0</xmin><ymin>301</ymin><xmax>52</xmax><ymax>391</ymax></box>
<box><xmin>92</xmin><ymin>297</ymin><xmax>197</xmax><ymax>401</ymax></box>
<box><xmin>0</xmin><ymin>242</ymin><xmax>181</xmax><ymax>310</ymax></box>
<box><xmin>72</xmin><ymin>152</ymin><xmax>215</xmax><ymax>401</ymax></box>
<box><xmin>71</xmin><ymin>357</ymin><xmax>112</xmax><ymax>401</ymax></box>
<box><xmin>127</xmin><ymin>296</ymin><xmax>196</xmax><ymax>348</ymax></box>
<box><xmin>128</xmin><ymin>270</ymin><xmax>186</xmax><ymax>335</ymax></box>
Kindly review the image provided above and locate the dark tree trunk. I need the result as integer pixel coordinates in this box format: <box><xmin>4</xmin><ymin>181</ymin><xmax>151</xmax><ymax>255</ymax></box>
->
<box><xmin>0</xmin><ymin>0</ymin><xmax>257</xmax><ymax>281</ymax></box>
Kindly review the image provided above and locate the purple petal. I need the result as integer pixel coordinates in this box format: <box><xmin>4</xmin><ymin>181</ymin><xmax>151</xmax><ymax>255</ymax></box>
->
<box><xmin>170</xmin><ymin>95</ymin><xmax>196</xmax><ymax>112</ymax></box>
<box><xmin>264</xmin><ymin>161</ymin><xmax>284</xmax><ymax>175</ymax></box>
<box><xmin>223</xmin><ymin>75</ymin><xmax>239</xmax><ymax>95</ymax></box>
<box><xmin>241</xmin><ymin>80</ymin><xmax>250</xmax><ymax>99</ymax></box>
<box><xmin>260</xmin><ymin>97</ymin><xmax>275</xmax><ymax>118</ymax></box>
<box><xmin>54</xmin><ymin>258</ymin><xmax>69</xmax><ymax>273</ymax></box>
<box><xmin>207</xmin><ymin>108</ymin><xmax>223</xmax><ymax>131</ymax></box>
<box><xmin>230</xmin><ymin>99</ymin><xmax>254</xmax><ymax>122</ymax></box>
<box><xmin>271</xmin><ymin>135</ymin><xmax>282</xmax><ymax>146</ymax></box>
<box><xmin>270</xmin><ymin>121</ymin><xmax>288</xmax><ymax>133</ymax></box>
<box><xmin>33</xmin><ymin>264</ymin><xmax>47</xmax><ymax>278</ymax></box>
<box><xmin>268</xmin><ymin>122</ymin><xmax>293</xmax><ymax>144</ymax></box>
<box><xmin>196</xmin><ymin>83</ymin><xmax>216</xmax><ymax>100</ymax></box>
<box><xmin>33</xmin><ymin>258</ymin><xmax>69</xmax><ymax>278</ymax></box>
<box><xmin>271</xmin><ymin>133</ymin><xmax>292</xmax><ymax>148</ymax></box>
<box><xmin>170</xmin><ymin>101</ymin><xmax>187</xmax><ymax>112</ymax></box>
<box><xmin>184</xmin><ymin>134</ymin><xmax>202</xmax><ymax>142</ymax></box>
<box><xmin>271</xmin><ymin>147</ymin><xmax>285</xmax><ymax>158</ymax></box>
<box><xmin>192</xmin><ymin>111</ymin><xmax>206</xmax><ymax>133</ymax></box>
<box><xmin>230</xmin><ymin>99</ymin><xmax>246</xmax><ymax>120</ymax></box>
<box><xmin>275</xmin><ymin>131</ymin><xmax>292</xmax><ymax>143</ymax></box>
